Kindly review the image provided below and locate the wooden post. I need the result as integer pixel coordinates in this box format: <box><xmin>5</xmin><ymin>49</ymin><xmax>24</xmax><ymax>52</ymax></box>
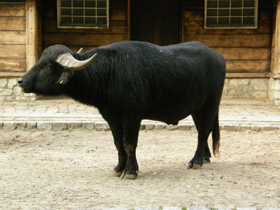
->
<box><xmin>127</xmin><ymin>0</ymin><xmax>131</xmax><ymax>40</ymax></box>
<box><xmin>181</xmin><ymin>1</ymin><xmax>184</xmax><ymax>43</ymax></box>
<box><xmin>25</xmin><ymin>0</ymin><xmax>38</xmax><ymax>71</ymax></box>
<box><xmin>273</xmin><ymin>0</ymin><xmax>280</xmax><ymax>78</ymax></box>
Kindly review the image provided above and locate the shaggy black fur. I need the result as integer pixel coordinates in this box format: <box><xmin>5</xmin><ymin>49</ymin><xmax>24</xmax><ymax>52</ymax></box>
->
<box><xmin>19</xmin><ymin>41</ymin><xmax>226</xmax><ymax>178</ymax></box>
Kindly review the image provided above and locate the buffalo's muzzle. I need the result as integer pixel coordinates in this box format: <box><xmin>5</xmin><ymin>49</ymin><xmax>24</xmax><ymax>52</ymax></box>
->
<box><xmin>18</xmin><ymin>78</ymin><xmax>23</xmax><ymax>85</ymax></box>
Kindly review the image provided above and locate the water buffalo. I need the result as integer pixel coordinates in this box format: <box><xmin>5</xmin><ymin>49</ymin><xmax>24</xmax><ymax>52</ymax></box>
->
<box><xmin>18</xmin><ymin>41</ymin><xmax>226</xmax><ymax>179</ymax></box>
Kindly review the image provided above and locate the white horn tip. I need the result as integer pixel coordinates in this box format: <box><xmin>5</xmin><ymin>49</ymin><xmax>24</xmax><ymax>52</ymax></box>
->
<box><xmin>77</xmin><ymin>48</ymin><xmax>83</xmax><ymax>54</ymax></box>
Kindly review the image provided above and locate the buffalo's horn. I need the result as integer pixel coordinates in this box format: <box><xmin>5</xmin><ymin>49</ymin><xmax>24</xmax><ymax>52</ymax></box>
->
<box><xmin>77</xmin><ymin>48</ymin><xmax>83</xmax><ymax>54</ymax></box>
<box><xmin>56</xmin><ymin>52</ymin><xmax>97</xmax><ymax>71</ymax></box>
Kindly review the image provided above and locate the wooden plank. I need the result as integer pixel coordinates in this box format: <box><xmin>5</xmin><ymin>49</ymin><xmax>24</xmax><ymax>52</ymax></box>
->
<box><xmin>272</xmin><ymin>0</ymin><xmax>280</xmax><ymax>75</ymax></box>
<box><xmin>111</xmin><ymin>9</ymin><xmax>126</xmax><ymax>21</ymax></box>
<box><xmin>271</xmin><ymin>2</ymin><xmax>276</xmax><ymax>72</ymax></box>
<box><xmin>0</xmin><ymin>5</ymin><xmax>25</xmax><ymax>17</ymax></box>
<box><xmin>271</xmin><ymin>46</ymin><xmax>275</xmax><ymax>60</ymax></box>
<box><xmin>259</xmin><ymin>0</ymin><xmax>275</xmax><ymax>8</ymax></box>
<box><xmin>43</xmin><ymin>7</ymin><xmax>56</xmax><ymax>19</ymax></box>
<box><xmin>110</xmin><ymin>0</ymin><xmax>127</xmax><ymax>10</ymax></box>
<box><xmin>0</xmin><ymin>59</ymin><xmax>26</xmax><ymax>72</ymax></box>
<box><xmin>44</xmin><ymin>33</ymin><xmax>128</xmax><ymax>47</ymax></box>
<box><xmin>184</xmin><ymin>34</ymin><xmax>271</xmax><ymax>47</ymax></box>
<box><xmin>226</xmin><ymin>72</ymin><xmax>270</xmax><ymax>78</ymax></box>
<box><xmin>26</xmin><ymin>0</ymin><xmax>38</xmax><ymax>71</ymax></box>
<box><xmin>69</xmin><ymin>47</ymin><xmax>95</xmax><ymax>53</ymax></box>
<box><xmin>0</xmin><ymin>31</ymin><xmax>25</xmax><ymax>44</ymax></box>
<box><xmin>0</xmin><ymin>45</ymin><xmax>25</xmax><ymax>59</ymax></box>
<box><xmin>226</xmin><ymin>60</ymin><xmax>270</xmax><ymax>73</ymax></box>
<box><xmin>184</xmin><ymin>9</ymin><xmax>203</xmax><ymax>20</ymax></box>
<box><xmin>0</xmin><ymin>17</ymin><xmax>25</xmax><ymax>31</ymax></box>
<box><xmin>259</xmin><ymin>8</ymin><xmax>274</xmax><ymax>21</ymax></box>
<box><xmin>38</xmin><ymin>30</ymin><xmax>42</xmax><ymax>45</ymax></box>
<box><xmin>43</xmin><ymin>19</ymin><xmax>128</xmax><ymax>34</ymax></box>
<box><xmin>0</xmin><ymin>72</ymin><xmax>25</xmax><ymax>77</ymax></box>
<box><xmin>213</xmin><ymin>48</ymin><xmax>271</xmax><ymax>61</ymax></box>
<box><xmin>181</xmin><ymin>0</ymin><xmax>184</xmax><ymax>43</ymax></box>
<box><xmin>127</xmin><ymin>0</ymin><xmax>130</xmax><ymax>40</ymax></box>
<box><xmin>183</xmin><ymin>0</ymin><xmax>203</xmax><ymax>8</ymax></box>
<box><xmin>184</xmin><ymin>21</ymin><xmax>272</xmax><ymax>35</ymax></box>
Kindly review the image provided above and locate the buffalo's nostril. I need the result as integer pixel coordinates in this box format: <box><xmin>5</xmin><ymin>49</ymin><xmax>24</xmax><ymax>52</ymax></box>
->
<box><xmin>18</xmin><ymin>78</ymin><xmax>23</xmax><ymax>84</ymax></box>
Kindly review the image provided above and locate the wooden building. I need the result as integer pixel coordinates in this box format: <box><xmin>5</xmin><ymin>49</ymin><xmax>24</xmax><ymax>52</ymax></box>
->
<box><xmin>0</xmin><ymin>0</ymin><xmax>280</xmax><ymax>103</ymax></box>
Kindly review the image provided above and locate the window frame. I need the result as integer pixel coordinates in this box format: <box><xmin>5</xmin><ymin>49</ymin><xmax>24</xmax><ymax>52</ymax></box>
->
<box><xmin>57</xmin><ymin>0</ymin><xmax>109</xmax><ymax>29</ymax></box>
<box><xmin>204</xmin><ymin>0</ymin><xmax>258</xmax><ymax>29</ymax></box>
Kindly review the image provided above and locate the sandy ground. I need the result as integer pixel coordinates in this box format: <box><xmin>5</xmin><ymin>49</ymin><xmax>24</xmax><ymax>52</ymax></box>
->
<box><xmin>0</xmin><ymin>129</ymin><xmax>279</xmax><ymax>209</ymax></box>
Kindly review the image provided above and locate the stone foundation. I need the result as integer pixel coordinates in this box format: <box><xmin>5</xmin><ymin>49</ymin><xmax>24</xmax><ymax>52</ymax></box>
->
<box><xmin>268</xmin><ymin>78</ymin><xmax>280</xmax><ymax>105</ymax></box>
<box><xmin>0</xmin><ymin>78</ymin><xmax>36</xmax><ymax>102</ymax></box>
<box><xmin>0</xmin><ymin>77</ymin><xmax>279</xmax><ymax>104</ymax></box>
<box><xmin>222</xmin><ymin>78</ymin><xmax>268</xmax><ymax>99</ymax></box>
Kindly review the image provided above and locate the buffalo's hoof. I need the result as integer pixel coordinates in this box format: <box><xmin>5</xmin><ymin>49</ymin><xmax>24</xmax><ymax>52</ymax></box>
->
<box><xmin>113</xmin><ymin>169</ymin><xmax>123</xmax><ymax>177</ymax></box>
<box><xmin>120</xmin><ymin>171</ymin><xmax>138</xmax><ymax>180</ymax></box>
<box><xmin>192</xmin><ymin>163</ymin><xmax>202</xmax><ymax>169</ymax></box>
<box><xmin>187</xmin><ymin>162</ymin><xmax>202</xmax><ymax>169</ymax></box>
<box><xmin>203</xmin><ymin>158</ymin><xmax>211</xmax><ymax>164</ymax></box>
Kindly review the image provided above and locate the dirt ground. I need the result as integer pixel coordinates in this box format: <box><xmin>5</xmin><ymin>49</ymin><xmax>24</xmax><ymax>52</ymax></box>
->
<box><xmin>0</xmin><ymin>129</ymin><xmax>279</xmax><ymax>209</ymax></box>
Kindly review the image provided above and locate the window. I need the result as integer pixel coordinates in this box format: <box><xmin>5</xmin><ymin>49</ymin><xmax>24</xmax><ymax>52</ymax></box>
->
<box><xmin>57</xmin><ymin>0</ymin><xmax>109</xmax><ymax>28</ymax></box>
<box><xmin>205</xmin><ymin>0</ymin><xmax>258</xmax><ymax>29</ymax></box>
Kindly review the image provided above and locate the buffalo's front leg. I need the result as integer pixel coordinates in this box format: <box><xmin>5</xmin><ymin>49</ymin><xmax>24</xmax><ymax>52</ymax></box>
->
<box><xmin>120</xmin><ymin>118</ymin><xmax>141</xmax><ymax>179</ymax></box>
<box><xmin>109</xmin><ymin>122</ymin><xmax>127</xmax><ymax>177</ymax></box>
<box><xmin>114</xmin><ymin>145</ymin><xmax>127</xmax><ymax>177</ymax></box>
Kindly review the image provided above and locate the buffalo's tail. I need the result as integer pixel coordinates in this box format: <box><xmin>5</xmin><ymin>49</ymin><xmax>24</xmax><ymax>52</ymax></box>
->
<box><xmin>212</xmin><ymin>112</ymin><xmax>220</xmax><ymax>156</ymax></box>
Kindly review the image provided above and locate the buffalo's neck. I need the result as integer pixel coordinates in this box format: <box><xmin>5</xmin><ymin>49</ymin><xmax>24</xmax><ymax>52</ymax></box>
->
<box><xmin>66</xmin><ymin>65</ymin><xmax>108</xmax><ymax>108</ymax></box>
<box><xmin>65</xmin><ymin>68</ymin><xmax>94</xmax><ymax>106</ymax></box>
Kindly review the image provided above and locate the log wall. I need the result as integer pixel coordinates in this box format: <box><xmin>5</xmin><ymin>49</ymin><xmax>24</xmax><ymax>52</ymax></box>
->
<box><xmin>183</xmin><ymin>0</ymin><xmax>275</xmax><ymax>77</ymax></box>
<box><xmin>0</xmin><ymin>1</ymin><xmax>26</xmax><ymax>75</ymax></box>
<box><xmin>0</xmin><ymin>0</ymin><xmax>276</xmax><ymax>78</ymax></box>
<box><xmin>42</xmin><ymin>0</ymin><xmax>129</xmax><ymax>52</ymax></box>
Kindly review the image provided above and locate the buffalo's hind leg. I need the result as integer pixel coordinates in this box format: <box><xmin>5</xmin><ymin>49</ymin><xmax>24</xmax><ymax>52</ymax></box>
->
<box><xmin>188</xmin><ymin>122</ymin><xmax>212</xmax><ymax>169</ymax></box>
<box><xmin>204</xmin><ymin>145</ymin><xmax>211</xmax><ymax>164</ymax></box>
<box><xmin>188</xmin><ymin>101</ymin><xmax>219</xmax><ymax>169</ymax></box>
<box><xmin>120</xmin><ymin>117</ymin><xmax>141</xmax><ymax>179</ymax></box>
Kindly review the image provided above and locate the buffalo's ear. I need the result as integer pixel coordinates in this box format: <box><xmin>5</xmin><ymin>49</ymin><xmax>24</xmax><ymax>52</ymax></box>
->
<box><xmin>57</xmin><ymin>71</ymin><xmax>74</xmax><ymax>85</ymax></box>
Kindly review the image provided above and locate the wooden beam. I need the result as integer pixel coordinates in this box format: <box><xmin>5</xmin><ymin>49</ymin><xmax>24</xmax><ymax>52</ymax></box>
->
<box><xmin>127</xmin><ymin>0</ymin><xmax>131</xmax><ymax>40</ymax></box>
<box><xmin>25</xmin><ymin>0</ymin><xmax>38</xmax><ymax>72</ymax></box>
<box><xmin>181</xmin><ymin>1</ymin><xmax>184</xmax><ymax>43</ymax></box>
<box><xmin>0</xmin><ymin>72</ymin><xmax>26</xmax><ymax>77</ymax></box>
<box><xmin>273</xmin><ymin>0</ymin><xmax>280</xmax><ymax>76</ymax></box>
<box><xmin>226</xmin><ymin>72</ymin><xmax>271</xmax><ymax>78</ymax></box>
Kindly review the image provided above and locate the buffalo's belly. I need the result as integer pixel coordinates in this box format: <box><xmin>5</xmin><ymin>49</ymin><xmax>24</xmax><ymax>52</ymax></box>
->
<box><xmin>144</xmin><ymin>107</ymin><xmax>192</xmax><ymax>125</ymax></box>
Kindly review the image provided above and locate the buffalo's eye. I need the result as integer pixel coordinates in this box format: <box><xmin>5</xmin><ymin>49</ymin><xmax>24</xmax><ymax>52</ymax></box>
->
<box><xmin>40</xmin><ymin>63</ymin><xmax>53</xmax><ymax>73</ymax></box>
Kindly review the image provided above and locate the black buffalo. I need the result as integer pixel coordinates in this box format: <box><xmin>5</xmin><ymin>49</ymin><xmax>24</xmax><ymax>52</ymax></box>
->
<box><xmin>18</xmin><ymin>41</ymin><xmax>226</xmax><ymax>179</ymax></box>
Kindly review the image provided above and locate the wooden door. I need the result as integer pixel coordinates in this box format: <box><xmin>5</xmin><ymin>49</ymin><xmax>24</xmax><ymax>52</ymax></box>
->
<box><xmin>130</xmin><ymin>0</ymin><xmax>182</xmax><ymax>45</ymax></box>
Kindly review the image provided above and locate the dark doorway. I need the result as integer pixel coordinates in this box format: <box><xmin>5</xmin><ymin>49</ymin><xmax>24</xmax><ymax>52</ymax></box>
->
<box><xmin>130</xmin><ymin>0</ymin><xmax>182</xmax><ymax>45</ymax></box>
